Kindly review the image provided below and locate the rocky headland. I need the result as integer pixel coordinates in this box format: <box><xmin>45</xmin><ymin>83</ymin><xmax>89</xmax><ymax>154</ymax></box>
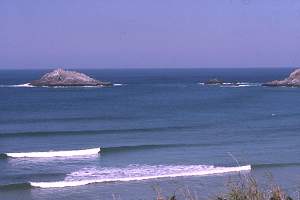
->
<box><xmin>29</xmin><ymin>68</ymin><xmax>112</xmax><ymax>87</ymax></box>
<box><xmin>263</xmin><ymin>68</ymin><xmax>300</xmax><ymax>87</ymax></box>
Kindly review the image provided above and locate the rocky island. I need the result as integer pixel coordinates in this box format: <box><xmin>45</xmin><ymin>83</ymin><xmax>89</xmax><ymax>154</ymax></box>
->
<box><xmin>29</xmin><ymin>68</ymin><xmax>112</xmax><ymax>87</ymax></box>
<box><xmin>204</xmin><ymin>78</ymin><xmax>224</xmax><ymax>85</ymax></box>
<box><xmin>263</xmin><ymin>68</ymin><xmax>300</xmax><ymax>87</ymax></box>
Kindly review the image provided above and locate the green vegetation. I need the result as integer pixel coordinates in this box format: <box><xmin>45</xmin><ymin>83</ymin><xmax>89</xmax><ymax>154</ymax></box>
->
<box><xmin>152</xmin><ymin>174</ymin><xmax>295</xmax><ymax>200</ymax></box>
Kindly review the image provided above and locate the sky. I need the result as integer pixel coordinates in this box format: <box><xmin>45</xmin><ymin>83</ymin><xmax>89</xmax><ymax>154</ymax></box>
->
<box><xmin>1</xmin><ymin>0</ymin><xmax>300</xmax><ymax>69</ymax></box>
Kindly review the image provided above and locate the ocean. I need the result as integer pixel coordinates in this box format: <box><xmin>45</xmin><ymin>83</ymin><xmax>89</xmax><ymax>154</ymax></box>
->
<box><xmin>0</xmin><ymin>68</ymin><xmax>300</xmax><ymax>200</ymax></box>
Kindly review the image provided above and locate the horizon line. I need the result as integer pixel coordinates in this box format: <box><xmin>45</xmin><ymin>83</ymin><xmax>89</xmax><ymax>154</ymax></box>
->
<box><xmin>0</xmin><ymin>66</ymin><xmax>297</xmax><ymax>70</ymax></box>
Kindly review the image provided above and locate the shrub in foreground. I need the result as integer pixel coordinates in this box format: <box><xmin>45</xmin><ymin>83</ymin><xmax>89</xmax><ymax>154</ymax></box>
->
<box><xmin>153</xmin><ymin>174</ymin><xmax>295</xmax><ymax>200</ymax></box>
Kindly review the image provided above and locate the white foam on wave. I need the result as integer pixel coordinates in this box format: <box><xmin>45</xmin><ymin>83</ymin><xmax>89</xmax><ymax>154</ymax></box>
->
<box><xmin>13</xmin><ymin>83</ymin><xmax>35</xmax><ymax>87</ymax></box>
<box><xmin>0</xmin><ymin>83</ymin><xmax>35</xmax><ymax>88</ymax></box>
<box><xmin>198</xmin><ymin>82</ymin><xmax>261</xmax><ymax>87</ymax></box>
<box><xmin>0</xmin><ymin>83</ymin><xmax>124</xmax><ymax>88</ymax></box>
<box><xmin>222</xmin><ymin>82</ymin><xmax>233</xmax><ymax>85</ymax></box>
<box><xmin>221</xmin><ymin>85</ymin><xmax>248</xmax><ymax>88</ymax></box>
<box><xmin>6</xmin><ymin>147</ymin><xmax>100</xmax><ymax>158</ymax></box>
<box><xmin>221</xmin><ymin>83</ymin><xmax>261</xmax><ymax>88</ymax></box>
<box><xmin>30</xmin><ymin>164</ymin><xmax>251</xmax><ymax>188</ymax></box>
<box><xmin>113</xmin><ymin>83</ymin><xmax>124</xmax><ymax>86</ymax></box>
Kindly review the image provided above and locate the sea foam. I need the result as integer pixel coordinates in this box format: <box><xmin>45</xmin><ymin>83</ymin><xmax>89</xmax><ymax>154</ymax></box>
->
<box><xmin>0</xmin><ymin>83</ymin><xmax>35</xmax><ymax>88</ymax></box>
<box><xmin>0</xmin><ymin>83</ymin><xmax>124</xmax><ymax>88</ymax></box>
<box><xmin>221</xmin><ymin>82</ymin><xmax>261</xmax><ymax>87</ymax></box>
<box><xmin>5</xmin><ymin>147</ymin><xmax>100</xmax><ymax>158</ymax></box>
<box><xmin>197</xmin><ymin>82</ymin><xmax>261</xmax><ymax>87</ymax></box>
<box><xmin>30</xmin><ymin>164</ymin><xmax>251</xmax><ymax>188</ymax></box>
<box><xmin>113</xmin><ymin>83</ymin><xmax>123</xmax><ymax>86</ymax></box>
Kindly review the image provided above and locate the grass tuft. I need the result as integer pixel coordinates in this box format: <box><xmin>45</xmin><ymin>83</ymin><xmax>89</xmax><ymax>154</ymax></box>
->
<box><xmin>153</xmin><ymin>173</ymin><xmax>296</xmax><ymax>200</ymax></box>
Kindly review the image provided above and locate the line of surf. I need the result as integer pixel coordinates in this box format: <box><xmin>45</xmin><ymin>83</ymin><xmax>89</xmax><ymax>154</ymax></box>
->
<box><xmin>198</xmin><ymin>82</ymin><xmax>262</xmax><ymax>87</ymax></box>
<box><xmin>0</xmin><ymin>83</ymin><xmax>35</xmax><ymax>88</ymax></box>
<box><xmin>0</xmin><ymin>83</ymin><xmax>124</xmax><ymax>88</ymax></box>
<box><xmin>0</xmin><ymin>143</ymin><xmax>238</xmax><ymax>159</ymax></box>
<box><xmin>30</xmin><ymin>165</ymin><xmax>251</xmax><ymax>188</ymax></box>
<box><xmin>3</xmin><ymin>147</ymin><xmax>100</xmax><ymax>158</ymax></box>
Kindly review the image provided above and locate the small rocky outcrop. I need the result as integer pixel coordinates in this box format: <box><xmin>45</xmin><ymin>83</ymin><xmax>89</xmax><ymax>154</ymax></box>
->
<box><xmin>263</xmin><ymin>68</ymin><xmax>300</xmax><ymax>87</ymax></box>
<box><xmin>204</xmin><ymin>78</ymin><xmax>224</xmax><ymax>85</ymax></box>
<box><xmin>30</xmin><ymin>68</ymin><xmax>112</xmax><ymax>87</ymax></box>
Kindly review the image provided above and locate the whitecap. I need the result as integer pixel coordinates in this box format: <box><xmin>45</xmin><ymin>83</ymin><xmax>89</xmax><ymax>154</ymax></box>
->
<box><xmin>5</xmin><ymin>147</ymin><xmax>101</xmax><ymax>158</ymax></box>
<box><xmin>30</xmin><ymin>164</ymin><xmax>251</xmax><ymax>188</ymax></box>
<box><xmin>0</xmin><ymin>83</ymin><xmax>35</xmax><ymax>88</ymax></box>
<box><xmin>113</xmin><ymin>83</ymin><xmax>123</xmax><ymax>87</ymax></box>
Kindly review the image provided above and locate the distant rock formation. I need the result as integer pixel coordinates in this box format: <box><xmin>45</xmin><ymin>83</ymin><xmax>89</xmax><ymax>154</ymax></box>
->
<box><xmin>263</xmin><ymin>68</ymin><xmax>300</xmax><ymax>87</ymax></box>
<box><xmin>30</xmin><ymin>68</ymin><xmax>112</xmax><ymax>87</ymax></box>
<box><xmin>204</xmin><ymin>78</ymin><xmax>224</xmax><ymax>85</ymax></box>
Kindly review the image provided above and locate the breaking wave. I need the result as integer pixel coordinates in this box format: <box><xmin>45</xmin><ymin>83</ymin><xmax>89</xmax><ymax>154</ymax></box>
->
<box><xmin>113</xmin><ymin>83</ymin><xmax>124</xmax><ymax>86</ymax></box>
<box><xmin>2</xmin><ymin>147</ymin><xmax>100</xmax><ymax>158</ymax></box>
<box><xmin>198</xmin><ymin>82</ymin><xmax>261</xmax><ymax>87</ymax></box>
<box><xmin>30</xmin><ymin>164</ymin><xmax>251</xmax><ymax>188</ymax></box>
<box><xmin>0</xmin><ymin>83</ymin><xmax>123</xmax><ymax>88</ymax></box>
<box><xmin>221</xmin><ymin>82</ymin><xmax>261</xmax><ymax>88</ymax></box>
<box><xmin>0</xmin><ymin>83</ymin><xmax>35</xmax><ymax>88</ymax></box>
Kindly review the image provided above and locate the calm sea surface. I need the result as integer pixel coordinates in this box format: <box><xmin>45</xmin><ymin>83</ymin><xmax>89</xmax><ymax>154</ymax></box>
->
<box><xmin>0</xmin><ymin>68</ymin><xmax>300</xmax><ymax>200</ymax></box>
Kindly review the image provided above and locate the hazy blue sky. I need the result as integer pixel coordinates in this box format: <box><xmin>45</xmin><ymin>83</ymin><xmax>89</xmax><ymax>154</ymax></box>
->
<box><xmin>1</xmin><ymin>0</ymin><xmax>300</xmax><ymax>69</ymax></box>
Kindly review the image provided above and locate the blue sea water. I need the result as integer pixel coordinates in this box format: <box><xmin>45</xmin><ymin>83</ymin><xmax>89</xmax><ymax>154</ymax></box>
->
<box><xmin>0</xmin><ymin>68</ymin><xmax>300</xmax><ymax>200</ymax></box>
